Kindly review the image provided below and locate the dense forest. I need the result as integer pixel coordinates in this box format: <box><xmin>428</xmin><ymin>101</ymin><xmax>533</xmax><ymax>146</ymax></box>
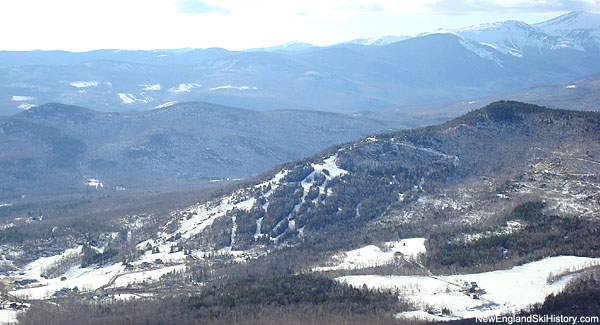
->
<box><xmin>19</xmin><ymin>274</ymin><xmax>406</xmax><ymax>325</ymax></box>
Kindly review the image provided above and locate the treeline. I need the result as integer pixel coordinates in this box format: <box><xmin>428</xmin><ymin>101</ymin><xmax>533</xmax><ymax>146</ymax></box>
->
<box><xmin>19</xmin><ymin>274</ymin><xmax>406</xmax><ymax>325</ymax></box>
<box><xmin>523</xmin><ymin>267</ymin><xmax>600</xmax><ymax>319</ymax></box>
<box><xmin>426</xmin><ymin>202</ymin><xmax>600</xmax><ymax>274</ymax></box>
<box><xmin>187</xmin><ymin>274</ymin><xmax>400</xmax><ymax>312</ymax></box>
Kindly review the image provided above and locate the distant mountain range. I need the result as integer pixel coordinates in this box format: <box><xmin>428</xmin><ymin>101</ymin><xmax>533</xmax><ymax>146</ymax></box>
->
<box><xmin>1</xmin><ymin>11</ymin><xmax>599</xmax><ymax>115</ymax></box>
<box><xmin>0</xmin><ymin>102</ymin><xmax>385</xmax><ymax>200</ymax></box>
<box><xmin>361</xmin><ymin>74</ymin><xmax>600</xmax><ymax>129</ymax></box>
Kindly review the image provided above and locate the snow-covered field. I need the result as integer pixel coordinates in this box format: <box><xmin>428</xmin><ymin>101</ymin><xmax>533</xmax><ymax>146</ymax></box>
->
<box><xmin>4</xmin><ymin>244</ymin><xmax>187</xmax><ymax>300</ymax></box>
<box><xmin>108</xmin><ymin>265</ymin><xmax>186</xmax><ymax>289</ymax></box>
<box><xmin>0</xmin><ymin>308</ymin><xmax>21</xmax><ymax>324</ymax></box>
<box><xmin>314</xmin><ymin>238</ymin><xmax>426</xmax><ymax>272</ymax></box>
<box><xmin>337</xmin><ymin>256</ymin><xmax>600</xmax><ymax>321</ymax></box>
<box><xmin>11</xmin><ymin>263</ymin><xmax>124</xmax><ymax>300</ymax></box>
<box><xmin>9</xmin><ymin>260</ymin><xmax>186</xmax><ymax>300</ymax></box>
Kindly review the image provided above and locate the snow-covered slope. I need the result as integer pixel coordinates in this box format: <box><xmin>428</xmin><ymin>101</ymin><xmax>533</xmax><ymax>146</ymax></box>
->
<box><xmin>451</xmin><ymin>11</ymin><xmax>600</xmax><ymax>55</ymax></box>
<box><xmin>364</xmin><ymin>11</ymin><xmax>600</xmax><ymax>60</ymax></box>
<box><xmin>535</xmin><ymin>11</ymin><xmax>600</xmax><ymax>51</ymax></box>
<box><xmin>313</xmin><ymin>238</ymin><xmax>426</xmax><ymax>272</ymax></box>
<box><xmin>451</xmin><ymin>21</ymin><xmax>566</xmax><ymax>56</ymax></box>
<box><xmin>535</xmin><ymin>11</ymin><xmax>600</xmax><ymax>35</ymax></box>
<box><xmin>339</xmin><ymin>256</ymin><xmax>600</xmax><ymax>321</ymax></box>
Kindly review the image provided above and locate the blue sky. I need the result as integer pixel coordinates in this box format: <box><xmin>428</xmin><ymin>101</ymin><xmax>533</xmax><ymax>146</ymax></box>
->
<box><xmin>0</xmin><ymin>0</ymin><xmax>598</xmax><ymax>51</ymax></box>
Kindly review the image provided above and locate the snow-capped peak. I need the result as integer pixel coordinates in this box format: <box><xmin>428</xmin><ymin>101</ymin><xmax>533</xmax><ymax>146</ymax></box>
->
<box><xmin>451</xmin><ymin>20</ymin><xmax>555</xmax><ymax>55</ymax></box>
<box><xmin>427</xmin><ymin>12</ymin><xmax>600</xmax><ymax>57</ymax></box>
<box><xmin>372</xmin><ymin>35</ymin><xmax>410</xmax><ymax>46</ymax></box>
<box><xmin>344</xmin><ymin>37</ymin><xmax>379</xmax><ymax>45</ymax></box>
<box><xmin>455</xmin><ymin>19</ymin><xmax>532</xmax><ymax>33</ymax></box>
<box><xmin>338</xmin><ymin>35</ymin><xmax>409</xmax><ymax>46</ymax></box>
<box><xmin>248</xmin><ymin>41</ymin><xmax>315</xmax><ymax>52</ymax></box>
<box><xmin>535</xmin><ymin>11</ymin><xmax>600</xmax><ymax>35</ymax></box>
<box><xmin>534</xmin><ymin>11</ymin><xmax>600</xmax><ymax>50</ymax></box>
<box><xmin>423</xmin><ymin>20</ymin><xmax>555</xmax><ymax>58</ymax></box>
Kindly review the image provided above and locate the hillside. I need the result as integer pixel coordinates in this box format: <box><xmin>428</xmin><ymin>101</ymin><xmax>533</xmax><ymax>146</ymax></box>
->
<box><xmin>0</xmin><ymin>102</ymin><xmax>386</xmax><ymax>201</ymax></box>
<box><xmin>362</xmin><ymin>75</ymin><xmax>600</xmax><ymax>129</ymax></box>
<box><xmin>2</xmin><ymin>101</ymin><xmax>599</xmax><ymax>323</ymax></box>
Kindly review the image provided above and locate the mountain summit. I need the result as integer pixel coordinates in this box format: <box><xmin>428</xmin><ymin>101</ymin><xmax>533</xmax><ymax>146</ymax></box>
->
<box><xmin>535</xmin><ymin>11</ymin><xmax>600</xmax><ymax>34</ymax></box>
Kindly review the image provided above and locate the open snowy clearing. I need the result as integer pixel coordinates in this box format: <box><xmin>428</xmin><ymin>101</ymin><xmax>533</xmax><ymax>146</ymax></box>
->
<box><xmin>0</xmin><ymin>308</ymin><xmax>21</xmax><ymax>324</ymax></box>
<box><xmin>107</xmin><ymin>265</ymin><xmax>186</xmax><ymax>289</ymax></box>
<box><xmin>10</xmin><ymin>263</ymin><xmax>125</xmax><ymax>300</ymax></box>
<box><xmin>5</xmin><ymin>245</ymin><xmax>187</xmax><ymax>300</ymax></box>
<box><xmin>9</xmin><ymin>260</ymin><xmax>186</xmax><ymax>300</ymax></box>
<box><xmin>314</xmin><ymin>238</ymin><xmax>426</xmax><ymax>272</ymax></box>
<box><xmin>337</xmin><ymin>256</ymin><xmax>600</xmax><ymax>321</ymax></box>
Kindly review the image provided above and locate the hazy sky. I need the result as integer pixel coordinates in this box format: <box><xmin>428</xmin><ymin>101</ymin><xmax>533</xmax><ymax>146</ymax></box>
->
<box><xmin>0</xmin><ymin>0</ymin><xmax>598</xmax><ymax>51</ymax></box>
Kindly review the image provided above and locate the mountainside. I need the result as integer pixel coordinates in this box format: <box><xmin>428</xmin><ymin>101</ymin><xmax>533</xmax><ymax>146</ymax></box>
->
<box><xmin>362</xmin><ymin>75</ymin><xmax>600</xmax><ymax>129</ymax></box>
<box><xmin>3</xmin><ymin>101</ymin><xmax>599</xmax><ymax>323</ymax></box>
<box><xmin>157</xmin><ymin>101</ymin><xmax>599</xmax><ymax>253</ymax></box>
<box><xmin>0</xmin><ymin>102</ymin><xmax>386</xmax><ymax>201</ymax></box>
<box><xmin>535</xmin><ymin>11</ymin><xmax>600</xmax><ymax>51</ymax></box>
<box><xmin>437</xmin><ymin>11</ymin><xmax>600</xmax><ymax>56</ymax></box>
<box><xmin>1</xmin><ymin>11</ymin><xmax>599</xmax><ymax>115</ymax></box>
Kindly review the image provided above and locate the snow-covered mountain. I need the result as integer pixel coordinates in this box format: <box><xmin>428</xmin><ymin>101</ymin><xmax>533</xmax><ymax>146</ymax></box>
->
<box><xmin>535</xmin><ymin>11</ymin><xmax>600</xmax><ymax>51</ymax></box>
<box><xmin>436</xmin><ymin>11</ymin><xmax>600</xmax><ymax>56</ymax></box>
<box><xmin>447</xmin><ymin>21</ymin><xmax>562</xmax><ymax>57</ymax></box>
<box><xmin>342</xmin><ymin>11</ymin><xmax>600</xmax><ymax>55</ymax></box>
<box><xmin>343</xmin><ymin>11</ymin><xmax>599</xmax><ymax>59</ymax></box>
<box><xmin>247</xmin><ymin>41</ymin><xmax>316</xmax><ymax>52</ymax></box>
<box><xmin>341</xmin><ymin>35</ymin><xmax>410</xmax><ymax>46</ymax></box>
<box><xmin>1</xmin><ymin>11</ymin><xmax>599</xmax><ymax>116</ymax></box>
<box><xmin>535</xmin><ymin>11</ymin><xmax>600</xmax><ymax>35</ymax></box>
